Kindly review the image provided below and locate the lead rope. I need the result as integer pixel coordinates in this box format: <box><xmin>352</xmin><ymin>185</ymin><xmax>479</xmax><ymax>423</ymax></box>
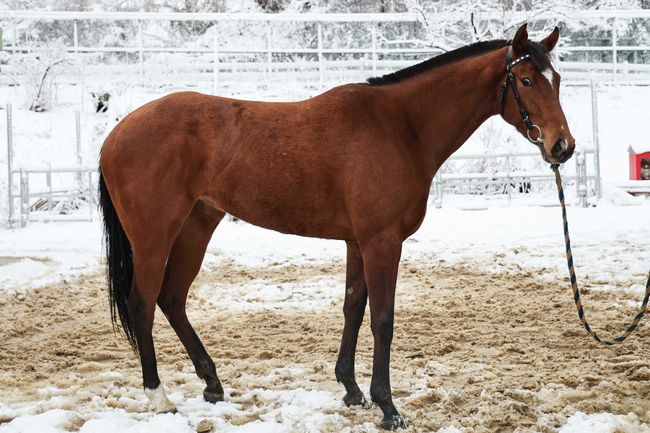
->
<box><xmin>551</xmin><ymin>164</ymin><xmax>650</xmax><ymax>345</ymax></box>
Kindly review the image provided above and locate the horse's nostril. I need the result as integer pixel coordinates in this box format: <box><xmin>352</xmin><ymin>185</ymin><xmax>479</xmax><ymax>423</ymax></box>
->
<box><xmin>551</xmin><ymin>139</ymin><xmax>568</xmax><ymax>158</ymax></box>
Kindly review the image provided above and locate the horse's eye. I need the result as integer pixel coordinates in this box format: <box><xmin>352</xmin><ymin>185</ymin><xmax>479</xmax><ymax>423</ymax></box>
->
<box><xmin>522</xmin><ymin>78</ymin><xmax>533</xmax><ymax>87</ymax></box>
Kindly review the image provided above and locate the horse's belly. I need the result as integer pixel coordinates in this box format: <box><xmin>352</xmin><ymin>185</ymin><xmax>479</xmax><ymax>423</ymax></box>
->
<box><xmin>235</xmin><ymin>210</ymin><xmax>353</xmax><ymax>240</ymax></box>
<box><xmin>202</xmin><ymin>180</ymin><xmax>353</xmax><ymax>240</ymax></box>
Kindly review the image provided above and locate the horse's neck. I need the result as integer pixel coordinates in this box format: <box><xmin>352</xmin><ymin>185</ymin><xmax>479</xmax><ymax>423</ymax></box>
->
<box><xmin>391</xmin><ymin>48</ymin><xmax>505</xmax><ymax>177</ymax></box>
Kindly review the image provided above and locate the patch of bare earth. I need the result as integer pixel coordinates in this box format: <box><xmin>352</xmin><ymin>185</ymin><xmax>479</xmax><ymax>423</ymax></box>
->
<box><xmin>1</xmin><ymin>255</ymin><xmax>649</xmax><ymax>432</ymax></box>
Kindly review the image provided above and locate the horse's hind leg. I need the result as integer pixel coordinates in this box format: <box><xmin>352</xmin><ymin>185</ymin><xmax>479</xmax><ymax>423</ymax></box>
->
<box><xmin>130</xmin><ymin>243</ymin><xmax>179</xmax><ymax>413</ymax></box>
<box><xmin>127</xmin><ymin>197</ymin><xmax>196</xmax><ymax>413</ymax></box>
<box><xmin>158</xmin><ymin>201</ymin><xmax>226</xmax><ymax>403</ymax></box>
<box><xmin>335</xmin><ymin>241</ymin><xmax>369</xmax><ymax>407</ymax></box>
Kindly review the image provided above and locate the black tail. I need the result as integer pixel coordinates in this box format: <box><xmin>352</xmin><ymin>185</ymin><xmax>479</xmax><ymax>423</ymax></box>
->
<box><xmin>99</xmin><ymin>170</ymin><xmax>137</xmax><ymax>351</ymax></box>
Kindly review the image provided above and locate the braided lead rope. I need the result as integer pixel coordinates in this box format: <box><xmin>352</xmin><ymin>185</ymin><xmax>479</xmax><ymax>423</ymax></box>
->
<box><xmin>551</xmin><ymin>164</ymin><xmax>650</xmax><ymax>345</ymax></box>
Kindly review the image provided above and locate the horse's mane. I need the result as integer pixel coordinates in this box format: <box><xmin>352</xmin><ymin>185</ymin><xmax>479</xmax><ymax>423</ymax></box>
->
<box><xmin>366</xmin><ymin>39</ymin><xmax>551</xmax><ymax>86</ymax></box>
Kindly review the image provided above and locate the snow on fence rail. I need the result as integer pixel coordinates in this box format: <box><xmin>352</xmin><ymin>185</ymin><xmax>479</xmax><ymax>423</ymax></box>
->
<box><xmin>1</xmin><ymin>10</ymin><xmax>650</xmax><ymax>90</ymax></box>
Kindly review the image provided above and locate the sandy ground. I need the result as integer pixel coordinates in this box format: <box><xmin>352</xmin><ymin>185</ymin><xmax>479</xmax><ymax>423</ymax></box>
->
<box><xmin>1</xmin><ymin>255</ymin><xmax>649</xmax><ymax>433</ymax></box>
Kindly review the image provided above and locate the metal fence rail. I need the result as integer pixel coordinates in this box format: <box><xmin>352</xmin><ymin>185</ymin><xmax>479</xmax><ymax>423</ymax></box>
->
<box><xmin>1</xmin><ymin>10</ymin><xmax>650</xmax><ymax>89</ymax></box>
<box><xmin>10</xmin><ymin>167</ymin><xmax>96</xmax><ymax>226</ymax></box>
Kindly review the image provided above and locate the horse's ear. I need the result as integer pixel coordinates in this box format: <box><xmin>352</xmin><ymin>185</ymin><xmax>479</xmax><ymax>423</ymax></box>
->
<box><xmin>512</xmin><ymin>23</ymin><xmax>528</xmax><ymax>56</ymax></box>
<box><xmin>541</xmin><ymin>26</ymin><xmax>560</xmax><ymax>52</ymax></box>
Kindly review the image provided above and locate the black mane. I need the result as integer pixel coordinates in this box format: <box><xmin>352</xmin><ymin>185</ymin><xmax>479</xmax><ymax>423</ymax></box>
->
<box><xmin>366</xmin><ymin>39</ymin><xmax>551</xmax><ymax>86</ymax></box>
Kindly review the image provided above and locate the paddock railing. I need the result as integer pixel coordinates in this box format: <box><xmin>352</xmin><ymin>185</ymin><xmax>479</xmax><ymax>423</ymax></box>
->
<box><xmin>1</xmin><ymin>10</ymin><xmax>650</xmax><ymax>92</ymax></box>
<box><xmin>431</xmin><ymin>148</ymin><xmax>599</xmax><ymax>209</ymax></box>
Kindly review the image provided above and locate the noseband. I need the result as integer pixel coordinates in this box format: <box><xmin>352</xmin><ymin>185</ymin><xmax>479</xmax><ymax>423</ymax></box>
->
<box><xmin>498</xmin><ymin>45</ymin><xmax>543</xmax><ymax>144</ymax></box>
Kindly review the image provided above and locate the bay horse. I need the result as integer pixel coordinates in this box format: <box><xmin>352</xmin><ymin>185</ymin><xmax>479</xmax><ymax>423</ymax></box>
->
<box><xmin>98</xmin><ymin>24</ymin><xmax>575</xmax><ymax>430</ymax></box>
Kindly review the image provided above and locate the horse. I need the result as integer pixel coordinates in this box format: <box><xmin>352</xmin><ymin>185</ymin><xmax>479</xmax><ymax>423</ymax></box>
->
<box><xmin>98</xmin><ymin>23</ymin><xmax>575</xmax><ymax>430</ymax></box>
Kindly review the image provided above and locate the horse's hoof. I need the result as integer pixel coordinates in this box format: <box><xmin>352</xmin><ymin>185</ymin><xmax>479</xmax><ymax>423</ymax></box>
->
<box><xmin>343</xmin><ymin>389</ymin><xmax>367</xmax><ymax>407</ymax></box>
<box><xmin>380</xmin><ymin>415</ymin><xmax>409</xmax><ymax>431</ymax></box>
<box><xmin>203</xmin><ymin>388</ymin><xmax>224</xmax><ymax>403</ymax></box>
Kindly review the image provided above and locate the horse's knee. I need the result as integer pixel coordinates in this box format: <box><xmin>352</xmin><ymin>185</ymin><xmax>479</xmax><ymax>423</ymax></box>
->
<box><xmin>343</xmin><ymin>302</ymin><xmax>366</xmax><ymax>328</ymax></box>
<box><xmin>370</xmin><ymin>314</ymin><xmax>394</xmax><ymax>343</ymax></box>
<box><xmin>343</xmin><ymin>294</ymin><xmax>367</xmax><ymax>315</ymax></box>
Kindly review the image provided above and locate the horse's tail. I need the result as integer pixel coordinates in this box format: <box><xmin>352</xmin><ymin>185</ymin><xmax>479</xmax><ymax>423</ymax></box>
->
<box><xmin>98</xmin><ymin>170</ymin><xmax>137</xmax><ymax>352</ymax></box>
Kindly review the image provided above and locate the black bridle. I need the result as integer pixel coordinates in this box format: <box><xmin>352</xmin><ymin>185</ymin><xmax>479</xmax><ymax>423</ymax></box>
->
<box><xmin>498</xmin><ymin>45</ymin><xmax>543</xmax><ymax>145</ymax></box>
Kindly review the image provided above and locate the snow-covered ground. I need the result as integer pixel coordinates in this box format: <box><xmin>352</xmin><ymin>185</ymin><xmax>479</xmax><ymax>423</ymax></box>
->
<box><xmin>0</xmin><ymin>199</ymin><xmax>649</xmax><ymax>433</ymax></box>
<box><xmin>1</xmin><ymin>199</ymin><xmax>648</xmax><ymax>295</ymax></box>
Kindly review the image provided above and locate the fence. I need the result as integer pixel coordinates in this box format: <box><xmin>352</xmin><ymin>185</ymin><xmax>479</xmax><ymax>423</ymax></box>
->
<box><xmin>1</xmin><ymin>10</ymin><xmax>650</xmax><ymax>92</ymax></box>
<box><xmin>4</xmin><ymin>104</ymin><xmax>96</xmax><ymax>227</ymax></box>
<box><xmin>431</xmin><ymin>148</ymin><xmax>598</xmax><ymax>209</ymax></box>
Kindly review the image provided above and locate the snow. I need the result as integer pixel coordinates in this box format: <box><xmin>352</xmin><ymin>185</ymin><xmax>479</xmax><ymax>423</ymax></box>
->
<box><xmin>629</xmin><ymin>144</ymin><xmax>650</xmax><ymax>155</ymax></box>
<box><xmin>559</xmin><ymin>412</ymin><xmax>650</xmax><ymax>433</ymax></box>
<box><xmin>1</xmin><ymin>202</ymin><xmax>648</xmax><ymax>432</ymax></box>
<box><xmin>0</xmin><ymin>220</ymin><xmax>101</xmax><ymax>291</ymax></box>
<box><xmin>0</xmin><ymin>410</ymin><xmax>73</xmax><ymax>433</ymax></box>
<box><xmin>0</xmin><ymin>387</ymin><xmax>353</xmax><ymax>433</ymax></box>
<box><xmin>1</xmin><ymin>201</ymin><xmax>648</xmax><ymax>296</ymax></box>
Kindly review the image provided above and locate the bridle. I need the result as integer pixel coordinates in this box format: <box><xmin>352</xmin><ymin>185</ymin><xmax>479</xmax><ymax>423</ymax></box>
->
<box><xmin>498</xmin><ymin>45</ymin><xmax>543</xmax><ymax>145</ymax></box>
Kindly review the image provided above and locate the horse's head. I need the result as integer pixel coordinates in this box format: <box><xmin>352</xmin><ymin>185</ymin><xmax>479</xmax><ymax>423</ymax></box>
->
<box><xmin>499</xmin><ymin>24</ymin><xmax>575</xmax><ymax>164</ymax></box>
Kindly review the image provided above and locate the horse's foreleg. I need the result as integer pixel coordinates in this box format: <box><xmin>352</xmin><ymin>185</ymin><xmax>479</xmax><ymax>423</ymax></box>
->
<box><xmin>335</xmin><ymin>241</ymin><xmax>368</xmax><ymax>407</ymax></box>
<box><xmin>361</xmin><ymin>235</ymin><xmax>407</xmax><ymax>431</ymax></box>
<box><xmin>158</xmin><ymin>202</ymin><xmax>225</xmax><ymax>403</ymax></box>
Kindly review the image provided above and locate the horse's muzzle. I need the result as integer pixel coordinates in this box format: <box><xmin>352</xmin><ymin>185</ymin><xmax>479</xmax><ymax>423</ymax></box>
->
<box><xmin>549</xmin><ymin>138</ymin><xmax>573</xmax><ymax>163</ymax></box>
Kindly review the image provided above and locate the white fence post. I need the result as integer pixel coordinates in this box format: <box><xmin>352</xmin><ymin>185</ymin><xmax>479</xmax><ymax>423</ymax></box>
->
<box><xmin>75</xmin><ymin>111</ymin><xmax>82</xmax><ymax>185</ymax></box>
<box><xmin>6</xmin><ymin>104</ymin><xmax>13</xmax><ymax>227</ymax></box>
<box><xmin>590</xmin><ymin>76</ymin><xmax>602</xmax><ymax>199</ymax></box>
<box><xmin>73</xmin><ymin>19</ymin><xmax>79</xmax><ymax>55</ymax></box>
<box><xmin>88</xmin><ymin>169</ymin><xmax>93</xmax><ymax>221</ymax></box>
<box><xmin>371</xmin><ymin>25</ymin><xmax>377</xmax><ymax>76</ymax></box>
<box><xmin>46</xmin><ymin>171</ymin><xmax>52</xmax><ymax>214</ymax></box>
<box><xmin>138</xmin><ymin>19</ymin><xmax>144</xmax><ymax>83</ymax></box>
<box><xmin>317</xmin><ymin>22</ymin><xmax>324</xmax><ymax>86</ymax></box>
<box><xmin>19</xmin><ymin>169</ymin><xmax>27</xmax><ymax>228</ymax></box>
<box><xmin>578</xmin><ymin>151</ymin><xmax>588</xmax><ymax>208</ymax></box>
<box><xmin>12</xmin><ymin>21</ymin><xmax>17</xmax><ymax>84</ymax></box>
<box><xmin>505</xmin><ymin>155</ymin><xmax>511</xmax><ymax>203</ymax></box>
<box><xmin>212</xmin><ymin>29</ymin><xmax>219</xmax><ymax>94</ymax></box>
<box><xmin>265</xmin><ymin>21</ymin><xmax>272</xmax><ymax>87</ymax></box>
<box><xmin>612</xmin><ymin>17</ymin><xmax>618</xmax><ymax>81</ymax></box>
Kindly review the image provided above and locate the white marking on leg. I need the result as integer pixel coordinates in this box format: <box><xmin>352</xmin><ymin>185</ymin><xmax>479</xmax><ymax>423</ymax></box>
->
<box><xmin>145</xmin><ymin>384</ymin><xmax>177</xmax><ymax>413</ymax></box>
<box><xmin>542</xmin><ymin>68</ymin><xmax>554</xmax><ymax>90</ymax></box>
<box><xmin>346</xmin><ymin>286</ymin><xmax>354</xmax><ymax>295</ymax></box>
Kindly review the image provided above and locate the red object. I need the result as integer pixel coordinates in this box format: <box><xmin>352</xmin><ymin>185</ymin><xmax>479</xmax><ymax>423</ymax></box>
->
<box><xmin>628</xmin><ymin>146</ymin><xmax>650</xmax><ymax>180</ymax></box>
